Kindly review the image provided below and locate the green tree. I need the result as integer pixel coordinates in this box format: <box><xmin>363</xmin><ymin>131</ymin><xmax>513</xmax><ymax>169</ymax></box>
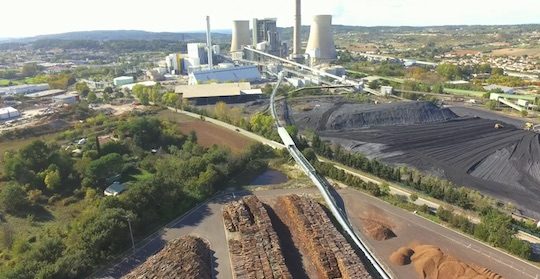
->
<box><xmin>87</xmin><ymin>92</ymin><xmax>97</xmax><ymax>103</ymax></box>
<box><xmin>21</xmin><ymin>63</ymin><xmax>40</xmax><ymax>77</ymax></box>
<box><xmin>0</xmin><ymin>183</ymin><xmax>29</xmax><ymax>214</ymax></box>
<box><xmin>485</xmin><ymin>100</ymin><xmax>498</xmax><ymax>110</ymax></box>
<box><xmin>436</xmin><ymin>63</ymin><xmax>462</xmax><ymax>80</ymax></box>
<box><xmin>75</xmin><ymin>82</ymin><xmax>90</xmax><ymax>97</ymax></box>
<box><xmin>368</xmin><ymin>80</ymin><xmax>381</xmax><ymax>90</ymax></box>
<box><xmin>44</xmin><ymin>165</ymin><xmax>62</xmax><ymax>192</ymax></box>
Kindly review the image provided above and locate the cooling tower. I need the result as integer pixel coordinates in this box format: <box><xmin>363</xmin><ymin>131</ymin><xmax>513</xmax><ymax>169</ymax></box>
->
<box><xmin>230</xmin><ymin>20</ymin><xmax>250</xmax><ymax>52</ymax></box>
<box><xmin>305</xmin><ymin>15</ymin><xmax>337</xmax><ymax>63</ymax></box>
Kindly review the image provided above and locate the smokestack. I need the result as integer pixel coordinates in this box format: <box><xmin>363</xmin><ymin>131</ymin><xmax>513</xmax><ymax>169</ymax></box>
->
<box><xmin>293</xmin><ymin>0</ymin><xmax>301</xmax><ymax>57</ymax></box>
<box><xmin>305</xmin><ymin>15</ymin><xmax>337</xmax><ymax>64</ymax></box>
<box><xmin>230</xmin><ymin>20</ymin><xmax>250</xmax><ymax>52</ymax></box>
<box><xmin>206</xmin><ymin>16</ymin><xmax>213</xmax><ymax>67</ymax></box>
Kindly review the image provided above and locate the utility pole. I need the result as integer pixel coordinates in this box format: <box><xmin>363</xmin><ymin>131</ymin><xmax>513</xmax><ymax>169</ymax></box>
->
<box><xmin>126</xmin><ymin>216</ymin><xmax>135</xmax><ymax>251</ymax></box>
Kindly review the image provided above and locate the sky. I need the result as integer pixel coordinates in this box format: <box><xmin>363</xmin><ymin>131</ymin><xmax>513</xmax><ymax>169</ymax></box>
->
<box><xmin>1</xmin><ymin>0</ymin><xmax>539</xmax><ymax>38</ymax></box>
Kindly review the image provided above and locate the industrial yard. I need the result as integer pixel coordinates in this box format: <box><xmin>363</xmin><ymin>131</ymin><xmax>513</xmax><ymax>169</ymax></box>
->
<box><xmin>286</xmin><ymin>96</ymin><xmax>540</xmax><ymax>219</ymax></box>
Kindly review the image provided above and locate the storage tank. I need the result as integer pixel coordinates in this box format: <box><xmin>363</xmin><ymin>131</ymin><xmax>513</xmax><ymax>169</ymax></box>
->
<box><xmin>305</xmin><ymin>15</ymin><xmax>337</xmax><ymax>63</ymax></box>
<box><xmin>230</xmin><ymin>20</ymin><xmax>250</xmax><ymax>52</ymax></box>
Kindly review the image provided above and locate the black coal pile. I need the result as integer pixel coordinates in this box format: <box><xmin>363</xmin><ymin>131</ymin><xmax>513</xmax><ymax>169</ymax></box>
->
<box><xmin>289</xmin><ymin>98</ymin><xmax>540</xmax><ymax>218</ymax></box>
<box><xmin>323</xmin><ymin>102</ymin><xmax>457</xmax><ymax>130</ymax></box>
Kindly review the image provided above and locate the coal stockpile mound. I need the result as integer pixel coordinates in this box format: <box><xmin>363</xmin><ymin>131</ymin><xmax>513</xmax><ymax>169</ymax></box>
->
<box><xmin>325</xmin><ymin>102</ymin><xmax>457</xmax><ymax>130</ymax></box>
<box><xmin>320</xmin><ymin>117</ymin><xmax>540</xmax><ymax>219</ymax></box>
<box><xmin>122</xmin><ymin>236</ymin><xmax>211</xmax><ymax>279</ymax></box>
<box><xmin>293</xmin><ymin>101</ymin><xmax>458</xmax><ymax>131</ymax></box>
<box><xmin>223</xmin><ymin>195</ymin><xmax>292</xmax><ymax>279</ymax></box>
<box><xmin>275</xmin><ymin>195</ymin><xmax>373</xmax><ymax>279</ymax></box>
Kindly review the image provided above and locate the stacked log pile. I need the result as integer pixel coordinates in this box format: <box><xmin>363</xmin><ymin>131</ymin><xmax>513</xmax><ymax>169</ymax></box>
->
<box><xmin>122</xmin><ymin>236</ymin><xmax>211</xmax><ymax>279</ymax></box>
<box><xmin>275</xmin><ymin>194</ymin><xmax>373</xmax><ymax>279</ymax></box>
<box><xmin>223</xmin><ymin>195</ymin><xmax>292</xmax><ymax>279</ymax></box>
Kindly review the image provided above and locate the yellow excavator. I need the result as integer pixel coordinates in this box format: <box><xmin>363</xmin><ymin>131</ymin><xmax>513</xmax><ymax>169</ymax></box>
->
<box><xmin>524</xmin><ymin>122</ymin><xmax>534</xmax><ymax>131</ymax></box>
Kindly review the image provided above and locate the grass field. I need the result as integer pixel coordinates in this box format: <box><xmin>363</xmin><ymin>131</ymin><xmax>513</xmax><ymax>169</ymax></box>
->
<box><xmin>157</xmin><ymin>110</ymin><xmax>255</xmax><ymax>154</ymax></box>
<box><xmin>491</xmin><ymin>48</ymin><xmax>540</xmax><ymax>58</ymax></box>
<box><xmin>443</xmin><ymin>88</ymin><xmax>486</xmax><ymax>98</ymax></box>
<box><xmin>0</xmin><ymin>132</ymin><xmax>61</xmax><ymax>161</ymax></box>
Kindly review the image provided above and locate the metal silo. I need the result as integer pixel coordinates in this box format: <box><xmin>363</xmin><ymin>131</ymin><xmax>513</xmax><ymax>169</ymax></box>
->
<box><xmin>305</xmin><ymin>15</ymin><xmax>337</xmax><ymax>64</ymax></box>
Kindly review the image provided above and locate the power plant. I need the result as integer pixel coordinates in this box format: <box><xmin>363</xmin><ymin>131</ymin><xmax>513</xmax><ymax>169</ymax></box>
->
<box><xmin>230</xmin><ymin>20</ymin><xmax>251</xmax><ymax>55</ymax></box>
<box><xmin>305</xmin><ymin>15</ymin><xmax>337</xmax><ymax>64</ymax></box>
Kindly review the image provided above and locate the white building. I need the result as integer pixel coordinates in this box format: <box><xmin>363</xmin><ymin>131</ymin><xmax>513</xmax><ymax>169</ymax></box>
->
<box><xmin>188</xmin><ymin>65</ymin><xmax>261</xmax><ymax>85</ymax></box>
<box><xmin>165</xmin><ymin>53</ymin><xmax>181</xmax><ymax>74</ymax></box>
<box><xmin>187</xmin><ymin>43</ymin><xmax>209</xmax><ymax>65</ymax></box>
<box><xmin>113</xmin><ymin>76</ymin><xmax>134</xmax><ymax>87</ymax></box>
<box><xmin>0</xmin><ymin>107</ymin><xmax>20</xmax><ymax>120</ymax></box>
<box><xmin>0</xmin><ymin>84</ymin><xmax>49</xmax><ymax>96</ymax></box>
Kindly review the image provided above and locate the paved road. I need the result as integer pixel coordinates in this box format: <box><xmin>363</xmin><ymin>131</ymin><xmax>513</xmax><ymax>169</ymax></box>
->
<box><xmin>339</xmin><ymin>188</ymin><xmax>540</xmax><ymax>279</ymax></box>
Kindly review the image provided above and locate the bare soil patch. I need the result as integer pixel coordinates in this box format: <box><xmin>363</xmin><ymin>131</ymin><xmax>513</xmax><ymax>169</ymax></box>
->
<box><xmin>491</xmin><ymin>48</ymin><xmax>540</xmax><ymax>57</ymax></box>
<box><xmin>389</xmin><ymin>243</ymin><xmax>504</xmax><ymax>279</ymax></box>
<box><xmin>158</xmin><ymin>110</ymin><xmax>255</xmax><ymax>154</ymax></box>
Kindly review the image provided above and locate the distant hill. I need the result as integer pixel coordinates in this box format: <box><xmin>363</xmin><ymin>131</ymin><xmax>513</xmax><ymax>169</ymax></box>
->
<box><xmin>6</xmin><ymin>30</ymin><xmax>232</xmax><ymax>43</ymax></box>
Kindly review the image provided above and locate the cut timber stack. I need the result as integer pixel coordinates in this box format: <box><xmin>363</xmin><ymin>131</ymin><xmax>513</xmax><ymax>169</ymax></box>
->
<box><xmin>223</xmin><ymin>195</ymin><xmax>292</xmax><ymax>279</ymax></box>
<box><xmin>275</xmin><ymin>194</ymin><xmax>373</xmax><ymax>279</ymax></box>
<box><xmin>122</xmin><ymin>236</ymin><xmax>211</xmax><ymax>279</ymax></box>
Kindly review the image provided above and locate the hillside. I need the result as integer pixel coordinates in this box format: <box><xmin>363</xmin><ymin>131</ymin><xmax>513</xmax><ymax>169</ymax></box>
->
<box><xmin>4</xmin><ymin>30</ymin><xmax>231</xmax><ymax>43</ymax></box>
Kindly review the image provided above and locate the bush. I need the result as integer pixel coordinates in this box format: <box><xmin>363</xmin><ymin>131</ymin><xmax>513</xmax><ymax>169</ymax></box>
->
<box><xmin>0</xmin><ymin>183</ymin><xmax>29</xmax><ymax>214</ymax></box>
<box><xmin>409</xmin><ymin>193</ymin><xmax>418</xmax><ymax>202</ymax></box>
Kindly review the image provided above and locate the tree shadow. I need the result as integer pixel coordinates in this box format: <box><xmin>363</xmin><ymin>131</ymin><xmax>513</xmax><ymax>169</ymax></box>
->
<box><xmin>12</xmin><ymin>205</ymin><xmax>55</xmax><ymax>222</ymax></box>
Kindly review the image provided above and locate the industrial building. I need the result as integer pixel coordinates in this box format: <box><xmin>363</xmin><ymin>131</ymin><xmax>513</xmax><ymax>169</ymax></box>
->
<box><xmin>176</xmin><ymin>82</ymin><xmax>262</xmax><ymax>105</ymax></box>
<box><xmin>113</xmin><ymin>76</ymin><xmax>135</xmax><ymax>87</ymax></box>
<box><xmin>0</xmin><ymin>106</ymin><xmax>20</xmax><ymax>120</ymax></box>
<box><xmin>188</xmin><ymin>43</ymin><xmax>209</xmax><ymax>66</ymax></box>
<box><xmin>0</xmin><ymin>84</ymin><xmax>50</xmax><ymax>96</ymax></box>
<box><xmin>305</xmin><ymin>15</ymin><xmax>337</xmax><ymax>64</ymax></box>
<box><xmin>25</xmin><ymin>89</ymin><xmax>66</xmax><ymax>99</ymax></box>
<box><xmin>252</xmin><ymin>18</ymin><xmax>283</xmax><ymax>56</ymax></box>
<box><xmin>121</xmin><ymin>81</ymin><xmax>157</xmax><ymax>91</ymax></box>
<box><xmin>188</xmin><ymin>65</ymin><xmax>261</xmax><ymax>85</ymax></box>
<box><xmin>52</xmin><ymin>93</ymin><xmax>79</xmax><ymax>105</ymax></box>
<box><xmin>165</xmin><ymin>53</ymin><xmax>183</xmax><ymax>75</ymax></box>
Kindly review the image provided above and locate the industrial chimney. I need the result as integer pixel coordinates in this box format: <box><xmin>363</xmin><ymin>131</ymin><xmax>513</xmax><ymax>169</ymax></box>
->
<box><xmin>292</xmin><ymin>0</ymin><xmax>301</xmax><ymax>58</ymax></box>
<box><xmin>206</xmin><ymin>16</ymin><xmax>213</xmax><ymax>68</ymax></box>
<box><xmin>230</xmin><ymin>20</ymin><xmax>250</xmax><ymax>53</ymax></box>
<box><xmin>305</xmin><ymin>15</ymin><xmax>337</xmax><ymax>64</ymax></box>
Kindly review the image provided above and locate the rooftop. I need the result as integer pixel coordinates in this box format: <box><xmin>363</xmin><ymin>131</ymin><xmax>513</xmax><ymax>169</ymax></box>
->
<box><xmin>26</xmin><ymin>89</ymin><xmax>66</xmax><ymax>98</ymax></box>
<box><xmin>176</xmin><ymin>82</ymin><xmax>258</xmax><ymax>99</ymax></box>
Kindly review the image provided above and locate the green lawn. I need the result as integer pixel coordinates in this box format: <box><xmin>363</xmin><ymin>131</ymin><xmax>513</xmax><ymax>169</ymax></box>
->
<box><xmin>443</xmin><ymin>88</ymin><xmax>486</xmax><ymax>98</ymax></box>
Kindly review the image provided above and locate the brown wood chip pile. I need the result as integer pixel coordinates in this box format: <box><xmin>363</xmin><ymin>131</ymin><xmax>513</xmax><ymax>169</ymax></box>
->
<box><xmin>275</xmin><ymin>194</ymin><xmax>373</xmax><ymax>279</ymax></box>
<box><xmin>122</xmin><ymin>236</ymin><xmax>211</xmax><ymax>279</ymax></box>
<box><xmin>223</xmin><ymin>195</ymin><xmax>292</xmax><ymax>279</ymax></box>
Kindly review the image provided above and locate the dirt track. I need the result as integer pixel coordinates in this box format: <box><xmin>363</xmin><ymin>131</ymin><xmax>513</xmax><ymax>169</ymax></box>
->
<box><xmin>288</xmin><ymin>98</ymin><xmax>540</xmax><ymax>218</ymax></box>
